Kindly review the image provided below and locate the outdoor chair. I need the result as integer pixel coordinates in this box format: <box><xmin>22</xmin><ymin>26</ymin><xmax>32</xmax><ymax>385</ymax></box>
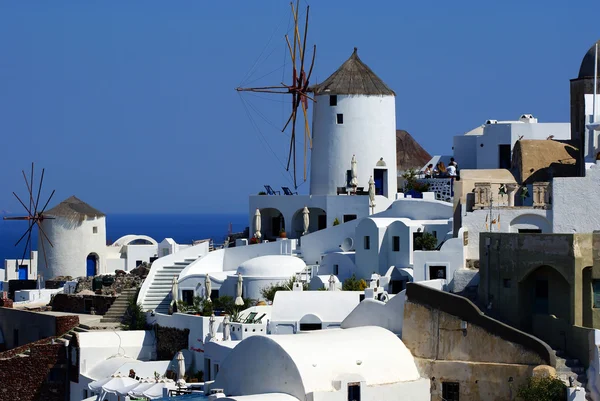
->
<box><xmin>253</xmin><ymin>313</ymin><xmax>266</xmax><ymax>324</ymax></box>
<box><xmin>281</xmin><ymin>186</ymin><xmax>298</xmax><ymax>195</ymax></box>
<box><xmin>243</xmin><ymin>311</ymin><xmax>258</xmax><ymax>323</ymax></box>
<box><xmin>264</xmin><ymin>185</ymin><xmax>281</xmax><ymax>195</ymax></box>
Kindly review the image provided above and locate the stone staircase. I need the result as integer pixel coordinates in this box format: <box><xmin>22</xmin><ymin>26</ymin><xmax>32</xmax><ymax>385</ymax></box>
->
<box><xmin>140</xmin><ymin>257</ymin><xmax>198</xmax><ymax>314</ymax></box>
<box><xmin>554</xmin><ymin>349</ymin><xmax>589</xmax><ymax>397</ymax></box>
<box><xmin>53</xmin><ymin>323</ymin><xmax>91</xmax><ymax>347</ymax></box>
<box><xmin>101</xmin><ymin>288</ymin><xmax>139</xmax><ymax>324</ymax></box>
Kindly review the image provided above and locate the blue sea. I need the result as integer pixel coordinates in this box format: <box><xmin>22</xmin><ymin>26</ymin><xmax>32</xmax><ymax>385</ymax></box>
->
<box><xmin>0</xmin><ymin>213</ymin><xmax>249</xmax><ymax>263</ymax></box>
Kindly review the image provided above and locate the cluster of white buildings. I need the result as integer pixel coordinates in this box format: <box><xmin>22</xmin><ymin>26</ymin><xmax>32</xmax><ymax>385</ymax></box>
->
<box><xmin>5</xmin><ymin>38</ymin><xmax>600</xmax><ymax>401</ymax></box>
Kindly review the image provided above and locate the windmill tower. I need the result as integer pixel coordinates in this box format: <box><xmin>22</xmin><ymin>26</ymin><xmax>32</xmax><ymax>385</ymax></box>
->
<box><xmin>38</xmin><ymin>196</ymin><xmax>107</xmax><ymax>280</ymax></box>
<box><xmin>309</xmin><ymin>48</ymin><xmax>398</xmax><ymax>198</ymax></box>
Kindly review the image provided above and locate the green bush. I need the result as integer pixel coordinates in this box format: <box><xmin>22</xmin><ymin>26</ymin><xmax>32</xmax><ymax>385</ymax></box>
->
<box><xmin>260</xmin><ymin>276</ymin><xmax>308</xmax><ymax>302</ymax></box>
<box><xmin>342</xmin><ymin>274</ymin><xmax>368</xmax><ymax>291</ymax></box>
<box><xmin>414</xmin><ymin>232</ymin><xmax>438</xmax><ymax>251</ymax></box>
<box><xmin>402</xmin><ymin>168</ymin><xmax>430</xmax><ymax>193</ymax></box>
<box><xmin>333</xmin><ymin>218</ymin><xmax>340</xmax><ymax>226</ymax></box>
<box><xmin>122</xmin><ymin>295</ymin><xmax>147</xmax><ymax>330</ymax></box>
<box><xmin>517</xmin><ymin>376</ymin><xmax>566</xmax><ymax>401</ymax></box>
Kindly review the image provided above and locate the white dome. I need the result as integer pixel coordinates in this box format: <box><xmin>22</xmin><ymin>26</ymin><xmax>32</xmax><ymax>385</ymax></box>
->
<box><xmin>236</xmin><ymin>255</ymin><xmax>306</xmax><ymax>278</ymax></box>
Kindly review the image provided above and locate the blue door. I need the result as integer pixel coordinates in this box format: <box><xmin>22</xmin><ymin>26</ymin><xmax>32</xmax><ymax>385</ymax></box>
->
<box><xmin>374</xmin><ymin>169</ymin><xmax>384</xmax><ymax>195</ymax></box>
<box><xmin>18</xmin><ymin>266</ymin><xmax>27</xmax><ymax>280</ymax></box>
<box><xmin>86</xmin><ymin>255</ymin><xmax>97</xmax><ymax>277</ymax></box>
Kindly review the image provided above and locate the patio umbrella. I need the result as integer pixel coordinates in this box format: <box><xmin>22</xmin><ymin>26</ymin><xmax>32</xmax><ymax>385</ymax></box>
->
<box><xmin>171</xmin><ymin>277</ymin><xmax>178</xmax><ymax>304</ymax></box>
<box><xmin>254</xmin><ymin>208</ymin><xmax>262</xmax><ymax>239</ymax></box>
<box><xmin>350</xmin><ymin>155</ymin><xmax>358</xmax><ymax>192</ymax></box>
<box><xmin>209</xmin><ymin>314</ymin><xmax>216</xmax><ymax>339</ymax></box>
<box><xmin>302</xmin><ymin>206</ymin><xmax>310</xmax><ymax>235</ymax></box>
<box><xmin>177</xmin><ymin>351</ymin><xmax>186</xmax><ymax>381</ymax></box>
<box><xmin>128</xmin><ymin>380</ymin><xmax>156</xmax><ymax>399</ymax></box>
<box><xmin>88</xmin><ymin>376</ymin><xmax>112</xmax><ymax>392</ymax></box>
<box><xmin>223</xmin><ymin>314</ymin><xmax>230</xmax><ymax>341</ymax></box>
<box><xmin>368</xmin><ymin>175</ymin><xmax>376</xmax><ymax>214</ymax></box>
<box><xmin>235</xmin><ymin>273</ymin><xmax>244</xmax><ymax>306</ymax></box>
<box><xmin>142</xmin><ymin>379</ymin><xmax>175</xmax><ymax>399</ymax></box>
<box><xmin>102</xmin><ymin>375</ymin><xmax>139</xmax><ymax>395</ymax></box>
<box><xmin>328</xmin><ymin>274</ymin><xmax>336</xmax><ymax>291</ymax></box>
<box><xmin>205</xmin><ymin>274</ymin><xmax>212</xmax><ymax>303</ymax></box>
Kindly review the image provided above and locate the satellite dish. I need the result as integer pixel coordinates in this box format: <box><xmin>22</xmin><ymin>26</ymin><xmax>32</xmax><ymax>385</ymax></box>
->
<box><xmin>340</xmin><ymin>237</ymin><xmax>354</xmax><ymax>252</ymax></box>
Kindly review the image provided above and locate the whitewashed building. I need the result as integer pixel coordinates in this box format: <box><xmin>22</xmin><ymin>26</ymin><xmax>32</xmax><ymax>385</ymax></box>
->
<box><xmin>452</xmin><ymin>114</ymin><xmax>570</xmax><ymax>170</ymax></box>
<box><xmin>248</xmin><ymin>48</ymin><xmax>398</xmax><ymax>241</ymax></box>
<box><xmin>211</xmin><ymin>326</ymin><xmax>429</xmax><ymax>401</ymax></box>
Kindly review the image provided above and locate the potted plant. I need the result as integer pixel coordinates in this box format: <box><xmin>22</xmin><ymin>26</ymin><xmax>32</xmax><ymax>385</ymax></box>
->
<box><xmin>249</xmin><ymin>237</ymin><xmax>259</xmax><ymax>244</ymax></box>
<box><xmin>333</xmin><ymin>218</ymin><xmax>340</xmax><ymax>226</ymax></box>
<box><xmin>279</xmin><ymin>229</ymin><xmax>287</xmax><ymax>238</ymax></box>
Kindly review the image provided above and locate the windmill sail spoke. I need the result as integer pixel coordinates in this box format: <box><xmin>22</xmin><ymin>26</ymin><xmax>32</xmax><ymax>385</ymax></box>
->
<box><xmin>37</xmin><ymin>220</ymin><xmax>54</xmax><ymax>248</ymax></box>
<box><xmin>3</xmin><ymin>216</ymin><xmax>31</xmax><ymax>220</ymax></box>
<box><xmin>35</xmin><ymin>168</ymin><xmax>46</xmax><ymax>214</ymax></box>
<box><xmin>13</xmin><ymin>192</ymin><xmax>32</xmax><ymax>216</ymax></box>
<box><xmin>39</xmin><ymin>189</ymin><xmax>56</xmax><ymax>215</ymax></box>
<box><xmin>20</xmin><ymin>224</ymin><xmax>33</xmax><ymax>265</ymax></box>
<box><xmin>39</xmin><ymin>224</ymin><xmax>49</xmax><ymax>270</ymax></box>
<box><xmin>236</xmin><ymin>0</ymin><xmax>315</xmax><ymax>188</ymax></box>
<box><xmin>14</xmin><ymin>221</ymin><xmax>34</xmax><ymax>247</ymax></box>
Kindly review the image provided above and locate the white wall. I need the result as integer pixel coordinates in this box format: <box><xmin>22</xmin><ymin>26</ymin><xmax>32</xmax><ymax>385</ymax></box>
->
<box><xmin>38</xmin><ymin>216</ymin><xmax>107</xmax><ymax>280</ymax></box>
<box><xmin>318</xmin><ymin>252</ymin><xmax>356</xmax><ymax>282</ymax></box>
<box><xmin>453</xmin><ymin>120</ymin><xmax>571</xmax><ymax>170</ymax></box>
<box><xmin>3</xmin><ymin>251</ymin><xmax>38</xmax><ymax>281</ymax></box>
<box><xmin>461</xmin><ymin>205</ymin><xmax>550</xmax><ymax>259</ymax></box>
<box><xmin>124</xmin><ymin>245</ymin><xmax>158</xmax><ymax>271</ymax></box>
<box><xmin>248</xmin><ymin>194</ymin><xmax>393</xmax><ymax>240</ymax></box>
<box><xmin>310</xmin><ymin>94</ymin><xmax>397</xmax><ymax>197</ymax></box>
<box><xmin>14</xmin><ymin>288</ymin><xmax>62</xmax><ymax>303</ymax></box>
<box><xmin>553</xmin><ymin>163</ymin><xmax>600</xmax><ymax>233</ymax></box>
<box><xmin>147</xmin><ymin>312</ymin><xmax>225</xmax><ymax>373</ymax></box>
<box><xmin>412</xmin><ymin>228</ymin><xmax>467</xmax><ymax>288</ymax></box>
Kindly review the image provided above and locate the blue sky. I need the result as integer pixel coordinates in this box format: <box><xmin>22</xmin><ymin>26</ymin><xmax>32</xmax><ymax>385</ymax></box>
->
<box><xmin>0</xmin><ymin>0</ymin><xmax>598</xmax><ymax>214</ymax></box>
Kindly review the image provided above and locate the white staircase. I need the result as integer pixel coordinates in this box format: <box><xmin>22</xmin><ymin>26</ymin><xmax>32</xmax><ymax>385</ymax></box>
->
<box><xmin>137</xmin><ymin>243</ymin><xmax>209</xmax><ymax>314</ymax></box>
<box><xmin>141</xmin><ymin>257</ymin><xmax>197</xmax><ymax>313</ymax></box>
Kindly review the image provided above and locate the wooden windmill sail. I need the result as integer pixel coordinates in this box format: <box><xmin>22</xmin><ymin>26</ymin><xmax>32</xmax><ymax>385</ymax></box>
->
<box><xmin>236</xmin><ymin>0</ymin><xmax>316</xmax><ymax>189</ymax></box>
<box><xmin>4</xmin><ymin>163</ymin><xmax>55</xmax><ymax>269</ymax></box>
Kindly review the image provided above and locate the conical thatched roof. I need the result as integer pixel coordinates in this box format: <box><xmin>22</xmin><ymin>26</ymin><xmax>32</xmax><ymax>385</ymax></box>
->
<box><xmin>312</xmin><ymin>48</ymin><xmax>395</xmax><ymax>96</ymax></box>
<box><xmin>396</xmin><ymin>130</ymin><xmax>432</xmax><ymax>172</ymax></box>
<box><xmin>45</xmin><ymin>196</ymin><xmax>105</xmax><ymax>221</ymax></box>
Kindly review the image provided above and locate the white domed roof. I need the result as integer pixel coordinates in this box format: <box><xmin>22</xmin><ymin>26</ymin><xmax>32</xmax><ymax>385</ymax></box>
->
<box><xmin>237</xmin><ymin>255</ymin><xmax>306</xmax><ymax>278</ymax></box>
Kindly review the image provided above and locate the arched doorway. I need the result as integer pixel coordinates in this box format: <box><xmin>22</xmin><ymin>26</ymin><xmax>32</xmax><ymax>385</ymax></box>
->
<box><xmin>291</xmin><ymin>207</ymin><xmax>327</xmax><ymax>238</ymax></box>
<box><xmin>259</xmin><ymin>208</ymin><xmax>285</xmax><ymax>241</ymax></box>
<box><xmin>518</xmin><ymin>265</ymin><xmax>570</xmax><ymax>330</ymax></box>
<box><xmin>583</xmin><ymin>266</ymin><xmax>592</xmax><ymax>327</ymax></box>
<box><xmin>86</xmin><ymin>253</ymin><xmax>98</xmax><ymax>277</ymax></box>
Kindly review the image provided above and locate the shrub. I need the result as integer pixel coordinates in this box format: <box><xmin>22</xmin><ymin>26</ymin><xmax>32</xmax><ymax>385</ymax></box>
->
<box><xmin>415</xmin><ymin>232</ymin><xmax>438</xmax><ymax>251</ymax></box>
<box><xmin>260</xmin><ymin>276</ymin><xmax>308</xmax><ymax>302</ymax></box>
<box><xmin>517</xmin><ymin>376</ymin><xmax>566</xmax><ymax>401</ymax></box>
<box><xmin>342</xmin><ymin>274</ymin><xmax>368</xmax><ymax>291</ymax></box>
<box><xmin>402</xmin><ymin>168</ymin><xmax>430</xmax><ymax>193</ymax></box>
<box><xmin>122</xmin><ymin>295</ymin><xmax>147</xmax><ymax>330</ymax></box>
<box><xmin>333</xmin><ymin>218</ymin><xmax>340</xmax><ymax>226</ymax></box>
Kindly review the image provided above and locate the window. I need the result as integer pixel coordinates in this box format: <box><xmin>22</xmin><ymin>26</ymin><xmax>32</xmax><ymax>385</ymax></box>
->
<box><xmin>442</xmin><ymin>382</ymin><xmax>460</xmax><ymax>401</ymax></box>
<box><xmin>364</xmin><ymin>236</ymin><xmax>370</xmax><ymax>250</ymax></box>
<box><xmin>503</xmin><ymin>279</ymin><xmax>511</xmax><ymax>288</ymax></box>
<box><xmin>594</xmin><ymin>280</ymin><xmax>600</xmax><ymax>308</ymax></box>
<box><xmin>333</xmin><ymin>264</ymin><xmax>339</xmax><ymax>276</ymax></box>
<box><xmin>336</xmin><ymin>113</ymin><xmax>344</xmax><ymax>124</ymax></box>
<box><xmin>299</xmin><ymin>323</ymin><xmax>321</xmax><ymax>331</ymax></box>
<box><xmin>329</xmin><ymin>95</ymin><xmax>337</xmax><ymax>106</ymax></box>
<box><xmin>348</xmin><ymin>382</ymin><xmax>361</xmax><ymax>401</ymax></box>
<box><xmin>135</xmin><ymin>260</ymin><xmax>143</xmax><ymax>267</ymax></box>
<box><xmin>318</xmin><ymin>215</ymin><xmax>327</xmax><ymax>230</ymax></box>
<box><xmin>392</xmin><ymin>236</ymin><xmax>400</xmax><ymax>252</ymax></box>
<box><xmin>214</xmin><ymin>364</ymin><xmax>219</xmax><ymax>377</ymax></box>
<box><xmin>211</xmin><ymin>289</ymin><xmax>220</xmax><ymax>300</ymax></box>
<box><xmin>519</xmin><ymin>229</ymin><xmax>542</xmax><ymax>234</ymax></box>
<box><xmin>182</xmin><ymin>290</ymin><xmax>194</xmax><ymax>305</ymax></box>
<box><xmin>206</xmin><ymin>359</ymin><xmax>211</xmax><ymax>381</ymax></box>
<box><xmin>343</xmin><ymin>214</ymin><xmax>357</xmax><ymax>223</ymax></box>
<box><xmin>432</xmin><ymin>231</ymin><xmax>437</xmax><ymax>238</ymax></box>
<box><xmin>82</xmin><ymin>390</ymin><xmax>88</xmax><ymax>399</ymax></box>
<box><xmin>93</xmin><ymin>226</ymin><xmax>98</xmax><ymax>234</ymax></box>
<box><xmin>429</xmin><ymin>266</ymin><xmax>446</xmax><ymax>280</ymax></box>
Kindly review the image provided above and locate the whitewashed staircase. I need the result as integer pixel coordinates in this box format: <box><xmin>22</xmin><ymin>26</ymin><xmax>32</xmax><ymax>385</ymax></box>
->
<box><xmin>140</xmin><ymin>257</ymin><xmax>198</xmax><ymax>313</ymax></box>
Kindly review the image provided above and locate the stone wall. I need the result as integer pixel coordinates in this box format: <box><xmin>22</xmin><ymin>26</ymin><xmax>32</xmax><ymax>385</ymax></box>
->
<box><xmin>51</xmin><ymin>293</ymin><xmax>115</xmax><ymax>315</ymax></box>
<box><xmin>403</xmin><ymin>283</ymin><xmax>553</xmax><ymax>401</ymax></box>
<box><xmin>0</xmin><ymin>308</ymin><xmax>69</xmax><ymax>350</ymax></box>
<box><xmin>55</xmin><ymin>315</ymin><xmax>79</xmax><ymax>336</ymax></box>
<box><xmin>0</xmin><ymin>338</ymin><xmax>68</xmax><ymax>401</ymax></box>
